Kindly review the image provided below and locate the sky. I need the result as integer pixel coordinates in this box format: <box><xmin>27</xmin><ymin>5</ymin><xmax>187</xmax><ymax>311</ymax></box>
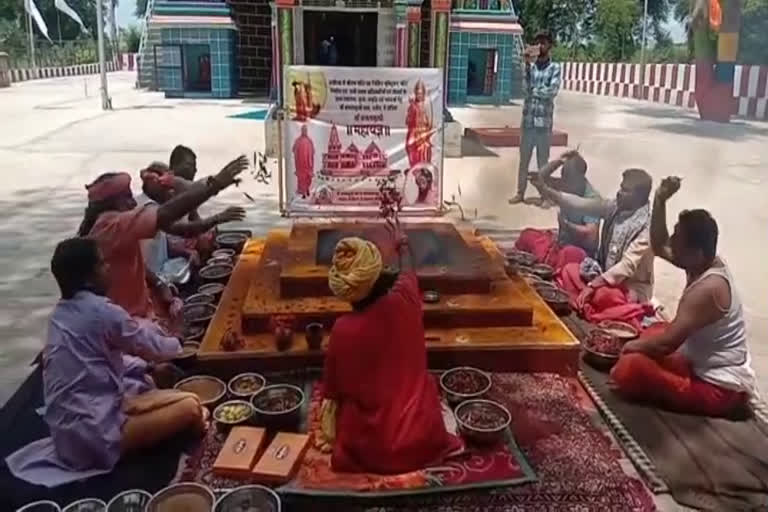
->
<box><xmin>114</xmin><ymin>2</ymin><xmax>686</xmax><ymax>43</ymax></box>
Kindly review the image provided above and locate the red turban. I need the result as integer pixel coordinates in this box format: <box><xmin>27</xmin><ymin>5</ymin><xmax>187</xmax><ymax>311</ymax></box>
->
<box><xmin>85</xmin><ymin>172</ymin><xmax>132</xmax><ymax>202</ymax></box>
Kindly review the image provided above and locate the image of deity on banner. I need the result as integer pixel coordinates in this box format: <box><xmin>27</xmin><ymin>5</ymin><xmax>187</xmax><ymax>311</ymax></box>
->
<box><xmin>286</xmin><ymin>69</ymin><xmax>328</xmax><ymax>121</ymax></box>
<box><xmin>405</xmin><ymin>79</ymin><xmax>434</xmax><ymax>169</ymax></box>
<box><xmin>292</xmin><ymin>124</ymin><xmax>315</xmax><ymax>198</ymax></box>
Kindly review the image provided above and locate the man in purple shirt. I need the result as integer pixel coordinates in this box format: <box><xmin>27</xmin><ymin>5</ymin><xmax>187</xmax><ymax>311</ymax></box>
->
<box><xmin>7</xmin><ymin>238</ymin><xmax>205</xmax><ymax>487</ymax></box>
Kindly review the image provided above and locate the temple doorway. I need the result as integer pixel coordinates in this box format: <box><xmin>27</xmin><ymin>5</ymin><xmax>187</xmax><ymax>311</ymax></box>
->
<box><xmin>467</xmin><ymin>48</ymin><xmax>497</xmax><ymax>98</ymax></box>
<box><xmin>303</xmin><ymin>11</ymin><xmax>378</xmax><ymax>67</ymax></box>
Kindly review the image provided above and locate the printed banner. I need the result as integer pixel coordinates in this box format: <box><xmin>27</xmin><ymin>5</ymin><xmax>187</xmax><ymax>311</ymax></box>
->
<box><xmin>283</xmin><ymin>66</ymin><xmax>443</xmax><ymax>215</ymax></box>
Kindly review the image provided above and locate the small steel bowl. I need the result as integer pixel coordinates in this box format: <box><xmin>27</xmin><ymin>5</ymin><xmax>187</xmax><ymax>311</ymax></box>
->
<box><xmin>184</xmin><ymin>325</ymin><xmax>206</xmax><ymax>343</ymax></box>
<box><xmin>214</xmin><ymin>485</ymin><xmax>281</xmax><ymax>512</ymax></box>
<box><xmin>175</xmin><ymin>375</ymin><xmax>227</xmax><ymax>407</ymax></box>
<box><xmin>213</xmin><ymin>399</ymin><xmax>256</xmax><ymax>431</ymax></box>
<box><xmin>184</xmin><ymin>293</ymin><xmax>215</xmax><ymax>306</ymax></box>
<box><xmin>505</xmin><ymin>249</ymin><xmax>536</xmax><ymax>268</ymax></box>
<box><xmin>16</xmin><ymin>501</ymin><xmax>61</xmax><ymax>512</ymax></box>
<box><xmin>106</xmin><ymin>489</ymin><xmax>152</xmax><ymax>512</ymax></box>
<box><xmin>598</xmin><ymin>320</ymin><xmax>639</xmax><ymax>340</ymax></box>
<box><xmin>147</xmin><ymin>483</ymin><xmax>215</xmax><ymax>512</ymax></box>
<box><xmin>531</xmin><ymin>263</ymin><xmax>554</xmax><ymax>280</ymax></box>
<box><xmin>228</xmin><ymin>372</ymin><xmax>267</xmax><ymax>398</ymax></box>
<box><xmin>422</xmin><ymin>290</ymin><xmax>441</xmax><ymax>304</ymax></box>
<box><xmin>212</xmin><ymin>248</ymin><xmax>236</xmax><ymax>260</ymax></box>
<box><xmin>216</xmin><ymin>232</ymin><xmax>248</xmax><ymax>252</ymax></box>
<box><xmin>251</xmin><ymin>384</ymin><xmax>305</xmax><ymax>430</ymax></box>
<box><xmin>183</xmin><ymin>303</ymin><xmax>217</xmax><ymax>326</ymax></box>
<box><xmin>199</xmin><ymin>263</ymin><xmax>234</xmax><ymax>284</ymax></box>
<box><xmin>454</xmin><ymin>399</ymin><xmax>511</xmax><ymax>446</ymax></box>
<box><xmin>198</xmin><ymin>282</ymin><xmax>225</xmax><ymax>300</ymax></box>
<box><xmin>61</xmin><ymin>499</ymin><xmax>106</xmax><ymax>512</ymax></box>
<box><xmin>439</xmin><ymin>366</ymin><xmax>492</xmax><ymax>405</ymax></box>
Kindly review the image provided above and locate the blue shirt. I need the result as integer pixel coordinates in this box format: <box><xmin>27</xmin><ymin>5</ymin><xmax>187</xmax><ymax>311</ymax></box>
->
<box><xmin>558</xmin><ymin>181</ymin><xmax>600</xmax><ymax>250</ymax></box>
<box><xmin>522</xmin><ymin>60</ymin><xmax>561</xmax><ymax>129</ymax></box>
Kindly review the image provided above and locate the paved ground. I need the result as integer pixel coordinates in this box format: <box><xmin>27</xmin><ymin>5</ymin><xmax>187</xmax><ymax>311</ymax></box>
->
<box><xmin>1</xmin><ymin>71</ymin><xmax>767</xmax><ymax>413</ymax></box>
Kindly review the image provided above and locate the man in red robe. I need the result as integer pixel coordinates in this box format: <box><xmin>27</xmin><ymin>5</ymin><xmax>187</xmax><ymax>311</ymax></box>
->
<box><xmin>293</xmin><ymin>125</ymin><xmax>315</xmax><ymax>198</ymax></box>
<box><xmin>319</xmin><ymin>235</ymin><xmax>462</xmax><ymax>474</ymax></box>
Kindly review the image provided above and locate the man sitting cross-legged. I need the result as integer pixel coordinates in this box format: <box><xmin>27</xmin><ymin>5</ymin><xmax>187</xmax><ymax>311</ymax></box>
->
<box><xmin>6</xmin><ymin>238</ymin><xmax>206</xmax><ymax>487</ymax></box>
<box><xmin>515</xmin><ymin>149</ymin><xmax>600</xmax><ymax>270</ymax></box>
<box><xmin>611</xmin><ymin>177</ymin><xmax>757</xmax><ymax>417</ymax></box>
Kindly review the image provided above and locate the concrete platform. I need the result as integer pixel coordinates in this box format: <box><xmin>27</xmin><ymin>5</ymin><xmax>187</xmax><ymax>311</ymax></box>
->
<box><xmin>465</xmin><ymin>127</ymin><xmax>569</xmax><ymax>147</ymax></box>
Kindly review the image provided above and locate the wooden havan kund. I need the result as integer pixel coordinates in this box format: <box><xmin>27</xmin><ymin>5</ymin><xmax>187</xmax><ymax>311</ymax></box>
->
<box><xmin>198</xmin><ymin>221</ymin><xmax>580</xmax><ymax>375</ymax></box>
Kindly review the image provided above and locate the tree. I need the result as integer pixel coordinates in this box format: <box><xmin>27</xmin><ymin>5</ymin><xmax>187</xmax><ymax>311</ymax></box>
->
<box><xmin>121</xmin><ymin>24</ymin><xmax>141</xmax><ymax>52</ymax></box>
<box><xmin>740</xmin><ymin>0</ymin><xmax>768</xmax><ymax>64</ymax></box>
<box><xmin>595</xmin><ymin>0</ymin><xmax>640</xmax><ymax>60</ymax></box>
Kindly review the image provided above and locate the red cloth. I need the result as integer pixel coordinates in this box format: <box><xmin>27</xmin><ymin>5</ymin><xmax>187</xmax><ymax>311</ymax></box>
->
<box><xmin>515</xmin><ymin>228</ymin><xmax>587</xmax><ymax>271</ymax></box>
<box><xmin>86</xmin><ymin>172</ymin><xmax>131</xmax><ymax>201</ymax></box>
<box><xmin>88</xmin><ymin>205</ymin><xmax>158</xmax><ymax>317</ymax></box>
<box><xmin>557</xmin><ymin>262</ymin><xmax>652</xmax><ymax>329</ymax></box>
<box><xmin>323</xmin><ymin>271</ymin><xmax>463</xmax><ymax>474</ymax></box>
<box><xmin>611</xmin><ymin>352</ymin><xmax>747</xmax><ymax>417</ymax></box>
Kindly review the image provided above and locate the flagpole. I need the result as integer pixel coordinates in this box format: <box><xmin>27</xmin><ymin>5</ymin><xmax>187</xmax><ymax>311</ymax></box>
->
<box><xmin>96</xmin><ymin>0</ymin><xmax>112</xmax><ymax>109</ymax></box>
<box><xmin>26</xmin><ymin>7</ymin><xmax>36</xmax><ymax>68</ymax></box>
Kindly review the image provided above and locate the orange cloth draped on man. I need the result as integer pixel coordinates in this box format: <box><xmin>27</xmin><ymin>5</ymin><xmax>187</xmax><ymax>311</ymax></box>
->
<box><xmin>318</xmin><ymin>237</ymin><xmax>462</xmax><ymax>474</ymax></box>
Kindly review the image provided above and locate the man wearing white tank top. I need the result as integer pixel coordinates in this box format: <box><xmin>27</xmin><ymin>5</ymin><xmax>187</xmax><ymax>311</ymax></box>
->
<box><xmin>611</xmin><ymin>176</ymin><xmax>756</xmax><ymax>417</ymax></box>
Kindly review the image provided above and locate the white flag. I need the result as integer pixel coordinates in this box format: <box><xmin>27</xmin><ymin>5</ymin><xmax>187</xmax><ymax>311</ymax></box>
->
<box><xmin>24</xmin><ymin>0</ymin><xmax>52</xmax><ymax>42</ymax></box>
<box><xmin>54</xmin><ymin>0</ymin><xmax>89</xmax><ymax>34</ymax></box>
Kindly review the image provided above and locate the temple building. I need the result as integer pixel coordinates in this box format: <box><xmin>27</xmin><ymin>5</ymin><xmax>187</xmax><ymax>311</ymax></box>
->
<box><xmin>138</xmin><ymin>0</ymin><xmax>525</xmax><ymax>105</ymax></box>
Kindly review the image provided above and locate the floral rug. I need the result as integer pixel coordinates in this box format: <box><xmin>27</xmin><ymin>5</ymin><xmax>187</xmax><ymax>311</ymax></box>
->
<box><xmin>178</xmin><ymin>373</ymin><xmax>656</xmax><ymax>510</ymax></box>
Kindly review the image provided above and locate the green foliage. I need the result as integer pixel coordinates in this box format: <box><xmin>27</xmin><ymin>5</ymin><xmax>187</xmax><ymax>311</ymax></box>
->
<box><xmin>595</xmin><ymin>0</ymin><xmax>640</xmax><ymax>60</ymax></box>
<box><xmin>740</xmin><ymin>0</ymin><xmax>768</xmax><ymax>65</ymax></box>
<box><xmin>121</xmin><ymin>24</ymin><xmax>141</xmax><ymax>52</ymax></box>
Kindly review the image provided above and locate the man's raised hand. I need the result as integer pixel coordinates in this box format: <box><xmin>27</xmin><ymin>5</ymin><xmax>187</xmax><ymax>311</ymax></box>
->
<box><xmin>214</xmin><ymin>155</ymin><xmax>250</xmax><ymax>190</ymax></box>
<box><xmin>656</xmin><ymin>176</ymin><xmax>681</xmax><ymax>202</ymax></box>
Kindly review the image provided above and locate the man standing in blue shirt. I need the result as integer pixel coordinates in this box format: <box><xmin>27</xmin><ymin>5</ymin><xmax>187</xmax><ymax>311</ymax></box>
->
<box><xmin>510</xmin><ymin>30</ymin><xmax>561</xmax><ymax>205</ymax></box>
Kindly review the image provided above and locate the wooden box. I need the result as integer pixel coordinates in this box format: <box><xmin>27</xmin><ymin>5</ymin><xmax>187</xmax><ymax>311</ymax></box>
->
<box><xmin>212</xmin><ymin>426</ymin><xmax>267</xmax><ymax>478</ymax></box>
<box><xmin>251</xmin><ymin>432</ymin><xmax>310</xmax><ymax>484</ymax></box>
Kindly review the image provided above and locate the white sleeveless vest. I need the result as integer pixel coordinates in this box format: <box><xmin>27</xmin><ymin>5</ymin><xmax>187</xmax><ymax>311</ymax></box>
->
<box><xmin>679</xmin><ymin>259</ymin><xmax>757</xmax><ymax>396</ymax></box>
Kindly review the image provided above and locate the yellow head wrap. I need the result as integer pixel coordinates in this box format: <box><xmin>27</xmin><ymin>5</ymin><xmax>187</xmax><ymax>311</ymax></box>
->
<box><xmin>328</xmin><ymin>237</ymin><xmax>383</xmax><ymax>303</ymax></box>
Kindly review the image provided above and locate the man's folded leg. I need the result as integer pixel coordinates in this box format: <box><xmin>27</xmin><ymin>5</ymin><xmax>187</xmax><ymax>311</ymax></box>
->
<box><xmin>121</xmin><ymin>394</ymin><xmax>205</xmax><ymax>454</ymax></box>
<box><xmin>611</xmin><ymin>352</ymin><xmax>747</xmax><ymax>417</ymax></box>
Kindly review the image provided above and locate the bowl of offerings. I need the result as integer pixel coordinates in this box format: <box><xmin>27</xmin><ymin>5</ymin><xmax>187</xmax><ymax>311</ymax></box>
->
<box><xmin>174</xmin><ymin>342</ymin><xmax>200</xmax><ymax>367</ymax></box>
<box><xmin>519</xmin><ymin>270</ymin><xmax>545</xmax><ymax>285</ymax></box>
<box><xmin>228</xmin><ymin>373</ymin><xmax>266</xmax><ymax>398</ymax></box>
<box><xmin>582</xmin><ymin>329</ymin><xmax>623</xmax><ymax>371</ymax></box>
<box><xmin>251</xmin><ymin>384</ymin><xmax>305</xmax><ymax>430</ymax></box>
<box><xmin>183</xmin><ymin>303</ymin><xmax>216</xmax><ymax>328</ymax></box>
<box><xmin>439</xmin><ymin>366</ymin><xmax>492</xmax><ymax>405</ymax></box>
<box><xmin>213</xmin><ymin>400</ymin><xmax>255</xmax><ymax>431</ymax></box>
<box><xmin>199</xmin><ymin>263</ymin><xmax>234</xmax><ymax>284</ymax></box>
<box><xmin>175</xmin><ymin>375</ymin><xmax>227</xmax><ymax>407</ymax></box>
<box><xmin>147</xmin><ymin>483</ymin><xmax>215</xmax><ymax>512</ymax></box>
<box><xmin>533</xmin><ymin>283</ymin><xmax>571</xmax><ymax>316</ymax></box>
<box><xmin>505</xmin><ymin>249</ymin><xmax>536</xmax><ymax>268</ymax></box>
<box><xmin>198</xmin><ymin>282</ymin><xmax>225</xmax><ymax>301</ymax></box>
<box><xmin>61</xmin><ymin>499</ymin><xmax>106</xmax><ymax>512</ymax></box>
<box><xmin>214</xmin><ymin>485</ymin><xmax>281</xmax><ymax>512</ymax></box>
<box><xmin>212</xmin><ymin>248</ymin><xmax>237</xmax><ymax>261</ymax></box>
<box><xmin>207</xmin><ymin>256</ymin><xmax>232</xmax><ymax>267</ymax></box>
<box><xmin>184</xmin><ymin>293</ymin><xmax>215</xmax><ymax>306</ymax></box>
<box><xmin>184</xmin><ymin>325</ymin><xmax>206</xmax><ymax>343</ymax></box>
<box><xmin>531</xmin><ymin>263</ymin><xmax>554</xmax><ymax>281</ymax></box>
<box><xmin>422</xmin><ymin>290</ymin><xmax>440</xmax><ymax>304</ymax></box>
<box><xmin>16</xmin><ymin>501</ymin><xmax>61</xmax><ymax>512</ymax></box>
<box><xmin>454</xmin><ymin>399</ymin><xmax>511</xmax><ymax>446</ymax></box>
<box><xmin>216</xmin><ymin>232</ymin><xmax>248</xmax><ymax>253</ymax></box>
<box><xmin>597</xmin><ymin>320</ymin><xmax>639</xmax><ymax>341</ymax></box>
<box><xmin>106</xmin><ymin>489</ymin><xmax>152</xmax><ymax>512</ymax></box>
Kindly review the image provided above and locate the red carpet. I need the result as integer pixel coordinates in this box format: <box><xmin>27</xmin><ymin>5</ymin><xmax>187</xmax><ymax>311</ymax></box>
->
<box><xmin>177</xmin><ymin>373</ymin><xmax>655</xmax><ymax>510</ymax></box>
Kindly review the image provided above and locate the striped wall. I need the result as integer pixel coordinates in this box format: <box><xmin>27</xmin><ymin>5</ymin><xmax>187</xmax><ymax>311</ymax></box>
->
<box><xmin>562</xmin><ymin>62</ymin><xmax>768</xmax><ymax>121</ymax></box>
<box><xmin>7</xmin><ymin>57</ymin><xmax>131</xmax><ymax>85</ymax></box>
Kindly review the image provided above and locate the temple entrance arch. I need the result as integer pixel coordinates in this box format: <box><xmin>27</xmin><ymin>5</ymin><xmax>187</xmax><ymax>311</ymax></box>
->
<box><xmin>303</xmin><ymin>10</ymin><xmax>378</xmax><ymax>67</ymax></box>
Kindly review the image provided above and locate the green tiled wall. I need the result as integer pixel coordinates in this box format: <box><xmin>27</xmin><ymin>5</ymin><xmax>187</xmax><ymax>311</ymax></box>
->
<box><xmin>447</xmin><ymin>30</ymin><xmax>523</xmax><ymax>106</ymax></box>
<box><xmin>159</xmin><ymin>28</ymin><xmax>236</xmax><ymax>98</ymax></box>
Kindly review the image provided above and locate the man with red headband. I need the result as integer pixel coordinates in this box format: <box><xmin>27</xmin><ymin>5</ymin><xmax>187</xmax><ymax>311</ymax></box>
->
<box><xmin>78</xmin><ymin>156</ymin><xmax>249</xmax><ymax>321</ymax></box>
<box><xmin>138</xmin><ymin>162</ymin><xmax>245</xmax><ymax>276</ymax></box>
